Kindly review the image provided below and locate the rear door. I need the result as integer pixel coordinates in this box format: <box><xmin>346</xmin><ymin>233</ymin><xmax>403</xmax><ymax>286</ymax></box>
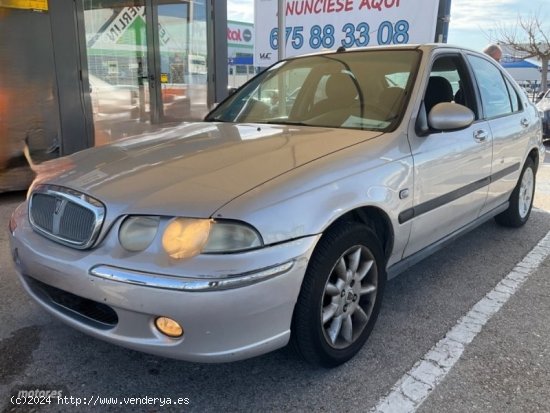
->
<box><xmin>403</xmin><ymin>51</ymin><xmax>492</xmax><ymax>257</ymax></box>
<box><xmin>466</xmin><ymin>54</ymin><xmax>536</xmax><ymax>215</ymax></box>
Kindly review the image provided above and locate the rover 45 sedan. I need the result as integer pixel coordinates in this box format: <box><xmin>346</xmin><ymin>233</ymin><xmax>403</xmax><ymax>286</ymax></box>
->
<box><xmin>9</xmin><ymin>45</ymin><xmax>544</xmax><ymax>367</ymax></box>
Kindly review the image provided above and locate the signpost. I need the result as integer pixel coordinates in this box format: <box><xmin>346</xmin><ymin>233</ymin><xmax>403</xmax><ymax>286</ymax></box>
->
<box><xmin>254</xmin><ymin>0</ymin><xmax>441</xmax><ymax>66</ymax></box>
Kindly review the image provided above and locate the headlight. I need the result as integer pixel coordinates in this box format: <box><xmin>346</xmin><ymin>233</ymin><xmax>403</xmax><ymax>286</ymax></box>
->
<box><xmin>162</xmin><ymin>218</ymin><xmax>212</xmax><ymax>259</ymax></box>
<box><xmin>119</xmin><ymin>216</ymin><xmax>160</xmax><ymax>252</ymax></box>
<box><xmin>203</xmin><ymin>221</ymin><xmax>262</xmax><ymax>253</ymax></box>
<box><xmin>162</xmin><ymin>218</ymin><xmax>262</xmax><ymax>259</ymax></box>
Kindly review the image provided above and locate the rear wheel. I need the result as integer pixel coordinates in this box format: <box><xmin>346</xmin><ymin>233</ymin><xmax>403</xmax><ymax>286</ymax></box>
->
<box><xmin>291</xmin><ymin>223</ymin><xmax>385</xmax><ymax>367</ymax></box>
<box><xmin>495</xmin><ymin>158</ymin><xmax>535</xmax><ymax>227</ymax></box>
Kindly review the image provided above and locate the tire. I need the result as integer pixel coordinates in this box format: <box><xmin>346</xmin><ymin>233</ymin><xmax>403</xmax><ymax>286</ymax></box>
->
<box><xmin>495</xmin><ymin>158</ymin><xmax>536</xmax><ymax>228</ymax></box>
<box><xmin>291</xmin><ymin>222</ymin><xmax>386</xmax><ymax>367</ymax></box>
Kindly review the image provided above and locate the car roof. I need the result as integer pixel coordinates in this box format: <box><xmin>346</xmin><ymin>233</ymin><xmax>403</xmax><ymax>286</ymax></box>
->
<box><xmin>282</xmin><ymin>43</ymin><xmax>483</xmax><ymax>61</ymax></box>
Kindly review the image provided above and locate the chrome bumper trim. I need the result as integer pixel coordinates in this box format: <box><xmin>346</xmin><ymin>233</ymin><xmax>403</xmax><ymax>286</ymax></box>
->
<box><xmin>89</xmin><ymin>261</ymin><xmax>295</xmax><ymax>292</ymax></box>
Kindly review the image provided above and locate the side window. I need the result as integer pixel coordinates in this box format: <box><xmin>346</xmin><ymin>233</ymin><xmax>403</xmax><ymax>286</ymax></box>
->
<box><xmin>424</xmin><ymin>55</ymin><xmax>477</xmax><ymax>117</ymax></box>
<box><xmin>468</xmin><ymin>55</ymin><xmax>513</xmax><ymax>119</ymax></box>
<box><xmin>504</xmin><ymin>78</ymin><xmax>521</xmax><ymax>113</ymax></box>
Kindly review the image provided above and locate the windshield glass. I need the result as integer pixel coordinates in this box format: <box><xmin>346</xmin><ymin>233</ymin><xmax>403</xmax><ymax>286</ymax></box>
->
<box><xmin>206</xmin><ymin>49</ymin><xmax>421</xmax><ymax>131</ymax></box>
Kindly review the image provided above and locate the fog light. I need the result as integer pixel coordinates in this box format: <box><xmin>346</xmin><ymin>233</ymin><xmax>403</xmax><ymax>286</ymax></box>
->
<box><xmin>155</xmin><ymin>317</ymin><xmax>183</xmax><ymax>338</ymax></box>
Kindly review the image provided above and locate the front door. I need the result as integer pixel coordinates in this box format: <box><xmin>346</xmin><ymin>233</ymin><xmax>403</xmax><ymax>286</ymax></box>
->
<box><xmin>78</xmin><ymin>0</ymin><xmax>208</xmax><ymax>146</ymax></box>
<box><xmin>403</xmin><ymin>52</ymin><xmax>493</xmax><ymax>257</ymax></box>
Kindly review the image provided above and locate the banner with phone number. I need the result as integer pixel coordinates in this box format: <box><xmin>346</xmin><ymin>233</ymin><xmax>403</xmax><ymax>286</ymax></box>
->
<box><xmin>254</xmin><ymin>0</ymin><xmax>440</xmax><ymax>66</ymax></box>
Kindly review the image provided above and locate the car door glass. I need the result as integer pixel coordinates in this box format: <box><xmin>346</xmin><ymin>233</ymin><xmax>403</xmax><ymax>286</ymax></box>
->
<box><xmin>423</xmin><ymin>54</ymin><xmax>478</xmax><ymax>119</ymax></box>
<box><xmin>468</xmin><ymin>55</ymin><xmax>512</xmax><ymax>119</ymax></box>
<box><xmin>504</xmin><ymin>77</ymin><xmax>521</xmax><ymax>112</ymax></box>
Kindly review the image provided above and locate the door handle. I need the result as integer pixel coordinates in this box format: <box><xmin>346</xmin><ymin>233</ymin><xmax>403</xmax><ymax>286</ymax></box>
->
<box><xmin>520</xmin><ymin>118</ymin><xmax>530</xmax><ymax>128</ymax></box>
<box><xmin>473</xmin><ymin>129</ymin><xmax>488</xmax><ymax>143</ymax></box>
<box><xmin>138</xmin><ymin>74</ymin><xmax>155</xmax><ymax>87</ymax></box>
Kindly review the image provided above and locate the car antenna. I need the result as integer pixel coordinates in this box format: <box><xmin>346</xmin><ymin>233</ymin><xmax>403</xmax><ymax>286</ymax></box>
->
<box><xmin>336</xmin><ymin>46</ymin><xmax>346</xmax><ymax>53</ymax></box>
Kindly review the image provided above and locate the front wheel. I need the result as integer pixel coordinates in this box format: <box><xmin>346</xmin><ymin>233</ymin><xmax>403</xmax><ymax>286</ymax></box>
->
<box><xmin>291</xmin><ymin>223</ymin><xmax>385</xmax><ymax>367</ymax></box>
<box><xmin>495</xmin><ymin>158</ymin><xmax>536</xmax><ymax>227</ymax></box>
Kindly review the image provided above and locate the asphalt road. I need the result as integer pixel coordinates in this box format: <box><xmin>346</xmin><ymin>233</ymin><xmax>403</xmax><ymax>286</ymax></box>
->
<box><xmin>1</xmin><ymin>150</ymin><xmax>549</xmax><ymax>412</ymax></box>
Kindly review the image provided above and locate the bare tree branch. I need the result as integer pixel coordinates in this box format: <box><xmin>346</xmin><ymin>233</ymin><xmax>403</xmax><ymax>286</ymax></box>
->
<box><xmin>495</xmin><ymin>8</ymin><xmax>550</xmax><ymax>92</ymax></box>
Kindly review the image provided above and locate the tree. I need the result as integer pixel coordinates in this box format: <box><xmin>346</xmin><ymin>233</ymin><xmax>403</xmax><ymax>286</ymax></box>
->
<box><xmin>496</xmin><ymin>10</ymin><xmax>550</xmax><ymax>94</ymax></box>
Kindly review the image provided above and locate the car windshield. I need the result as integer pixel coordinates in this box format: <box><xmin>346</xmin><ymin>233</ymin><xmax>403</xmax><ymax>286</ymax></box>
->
<box><xmin>206</xmin><ymin>49</ymin><xmax>421</xmax><ymax>131</ymax></box>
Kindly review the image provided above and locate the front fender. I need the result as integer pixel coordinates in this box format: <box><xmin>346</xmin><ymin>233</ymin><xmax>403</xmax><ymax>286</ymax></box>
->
<box><xmin>214</xmin><ymin>133</ymin><xmax>414</xmax><ymax>267</ymax></box>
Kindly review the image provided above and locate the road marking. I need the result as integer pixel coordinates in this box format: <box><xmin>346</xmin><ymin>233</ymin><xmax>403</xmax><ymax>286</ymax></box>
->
<box><xmin>371</xmin><ymin>229</ymin><xmax>550</xmax><ymax>413</ymax></box>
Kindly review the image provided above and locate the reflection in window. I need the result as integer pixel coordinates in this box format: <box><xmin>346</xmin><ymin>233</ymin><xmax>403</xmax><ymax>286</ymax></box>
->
<box><xmin>83</xmin><ymin>2</ymin><xmax>149</xmax><ymax>145</ymax></box>
<box><xmin>207</xmin><ymin>50</ymin><xmax>421</xmax><ymax>132</ymax></box>
<box><xmin>505</xmin><ymin>77</ymin><xmax>521</xmax><ymax>113</ymax></box>
<box><xmin>468</xmin><ymin>55</ymin><xmax>513</xmax><ymax>119</ymax></box>
<box><xmin>158</xmin><ymin>1</ymin><xmax>207</xmax><ymax>122</ymax></box>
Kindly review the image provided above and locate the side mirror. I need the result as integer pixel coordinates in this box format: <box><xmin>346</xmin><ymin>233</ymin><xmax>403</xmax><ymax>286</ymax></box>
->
<box><xmin>227</xmin><ymin>87</ymin><xmax>238</xmax><ymax>96</ymax></box>
<box><xmin>428</xmin><ymin>102</ymin><xmax>475</xmax><ymax>131</ymax></box>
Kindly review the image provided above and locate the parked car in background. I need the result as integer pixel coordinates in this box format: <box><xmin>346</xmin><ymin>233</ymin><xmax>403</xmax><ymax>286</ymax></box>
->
<box><xmin>536</xmin><ymin>89</ymin><xmax>550</xmax><ymax>141</ymax></box>
<box><xmin>10</xmin><ymin>44</ymin><xmax>544</xmax><ymax>367</ymax></box>
<box><xmin>89</xmin><ymin>74</ymin><xmax>139</xmax><ymax>121</ymax></box>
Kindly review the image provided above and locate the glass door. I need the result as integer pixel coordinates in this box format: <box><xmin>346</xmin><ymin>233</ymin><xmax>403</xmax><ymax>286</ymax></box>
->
<box><xmin>156</xmin><ymin>1</ymin><xmax>208</xmax><ymax>122</ymax></box>
<box><xmin>79</xmin><ymin>0</ymin><xmax>209</xmax><ymax>146</ymax></box>
<box><xmin>81</xmin><ymin>1</ymin><xmax>158</xmax><ymax>145</ymax></box>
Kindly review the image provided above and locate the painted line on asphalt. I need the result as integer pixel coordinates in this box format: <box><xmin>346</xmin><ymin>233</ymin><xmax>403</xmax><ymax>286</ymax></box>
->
<box><xmin>371</xmin><ymin>229</ymin><xmax>550</xmax><ymax>413</ymax></box>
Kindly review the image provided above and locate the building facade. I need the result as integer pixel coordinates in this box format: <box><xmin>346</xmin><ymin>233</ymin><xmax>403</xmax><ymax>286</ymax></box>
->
<box><xmin>0</xmin><ymin>1</ymin><xmax>227</xmax><ymax>191</ymax></box>
<box><xmin>227</xmin><ymin>20</ymin><xmax>255</xmax><ymax>88</ymax></box>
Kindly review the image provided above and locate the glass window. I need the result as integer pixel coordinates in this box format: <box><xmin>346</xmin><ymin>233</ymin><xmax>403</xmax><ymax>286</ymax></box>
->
<box><xmin>158</xmin><ymin>1</ymin><xmax>207</xmax><ymax>122</ymax></box>
<box><xmin>423</xmin><ymin>55</ymin><xmax>478</xmax><ymax>117</ymax></box>
<box><xmin>82</xmin><ymin>2</ymin><xmax>149</xmax><ymax>145</ymax></box>
<box><xmin>385</xmin><ymin>72</ymin><xmax>411</xmax><ymax>89</ymax></box>
<box><xmin>468</xmin><ymin>55</ymin><xmax>513</xmax><ymax>119</ymax></box>
<box><xmin>504</xmin><ymin>78</ymin><xmax>521</xmax><ymax>113</ymax></box>
<box><xmin>82</xmin><ymin>1</ymin><xmax>208</xmax><ymax>146</ymax></box>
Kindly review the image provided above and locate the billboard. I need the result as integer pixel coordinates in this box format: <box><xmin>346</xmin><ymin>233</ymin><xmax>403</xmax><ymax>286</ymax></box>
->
<box><xmin>254</xmin><ymin>0</ymin><xmax>440</xmax><ymax>66</ymax></box>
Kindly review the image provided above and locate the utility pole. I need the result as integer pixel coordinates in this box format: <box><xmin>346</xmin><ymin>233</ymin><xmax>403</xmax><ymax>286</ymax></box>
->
<box><xmin>277</xmin><ymin>0</ymin><xmax>285</xmax><ymax>60</ymax></box>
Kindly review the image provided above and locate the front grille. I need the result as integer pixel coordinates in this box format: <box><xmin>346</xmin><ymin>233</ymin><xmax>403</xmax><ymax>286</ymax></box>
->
<box><xmin>26</xmin><ymin>276</ymin><xmax>118</xmax><ymax>328</ymax></box>
<box><xmin>30</xmin><ymin>193</ymin><xmax>56</xmax><ymax>232</ymax></box>
<box><xmin>58</xmin><ymin>202</ymin><xmax>96</xmax><ymax>243</ymax></box>
<box><xmin>29</xmin><ymin>185</ymin><xmax>105</xmax><ymax>249</ymax></box>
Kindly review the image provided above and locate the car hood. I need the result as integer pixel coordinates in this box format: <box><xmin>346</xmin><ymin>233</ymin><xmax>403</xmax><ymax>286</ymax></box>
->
<box><xmin>43</xmin><ymin>122</ymin><xmax>382</xmax><ymax>217</ymax></box>
<box><xmin>537</xmin><ymin>100</ymin><xmax>550</xmax><ymax>112</ymax></box>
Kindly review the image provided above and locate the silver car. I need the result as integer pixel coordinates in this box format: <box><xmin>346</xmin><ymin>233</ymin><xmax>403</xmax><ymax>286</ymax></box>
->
<box><xmin>9</xmin><ymin>45</ymin><xmax>544</xmax><ymax>367</ymax></box>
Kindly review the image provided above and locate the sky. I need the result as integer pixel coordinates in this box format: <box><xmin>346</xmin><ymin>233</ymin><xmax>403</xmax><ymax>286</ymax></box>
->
<box><xmin>227</xmin><ymin>0</ymin><xmax>548</xmax><ymax>53</ymax></box>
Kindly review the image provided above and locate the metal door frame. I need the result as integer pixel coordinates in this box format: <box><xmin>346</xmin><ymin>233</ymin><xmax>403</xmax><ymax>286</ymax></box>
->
<box><xmin>145</xmin><ymin>0</ymin><xmax>162</xmax><ymax>123</ymax></box>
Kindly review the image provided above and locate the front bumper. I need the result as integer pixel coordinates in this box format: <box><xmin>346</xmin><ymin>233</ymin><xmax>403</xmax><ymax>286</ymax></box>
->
<box><xmin>9</xmin><ymin>203</ymin><xmax>319</xmax><ymax>362</ymax></box>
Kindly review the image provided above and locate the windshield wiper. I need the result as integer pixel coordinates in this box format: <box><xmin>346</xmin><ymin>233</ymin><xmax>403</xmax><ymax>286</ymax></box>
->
<box><xmin>263</xmin><ymin>120</ymin><xmax>311</xmax><ymax>127</ymax></box>
<box><xmin>205</xmin><ymin>116</ymin><xmax>231</xmax><ymax>123</ymax></box>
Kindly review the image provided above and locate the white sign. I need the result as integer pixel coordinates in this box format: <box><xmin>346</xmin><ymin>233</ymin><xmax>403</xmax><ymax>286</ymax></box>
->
<box><xmin>254</xmin><ymin>0</ymin><xmax>440</xmax><ymax>66</ymax></box>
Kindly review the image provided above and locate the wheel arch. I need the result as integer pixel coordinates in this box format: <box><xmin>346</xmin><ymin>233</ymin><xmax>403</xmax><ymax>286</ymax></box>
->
<box><xmin>527</xmin><ymin>147</ymin><xmax>540</xmax><ymax>173</ymax></box>
<box><xmin>322</xmin><ymin>206</ymin><xmax>394</xmax><ymax>264</ymax></box>
<box><xmin>290</xmin><ymin>211</ymin><xmax>389</xmax><ymax>366</ymax></box>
